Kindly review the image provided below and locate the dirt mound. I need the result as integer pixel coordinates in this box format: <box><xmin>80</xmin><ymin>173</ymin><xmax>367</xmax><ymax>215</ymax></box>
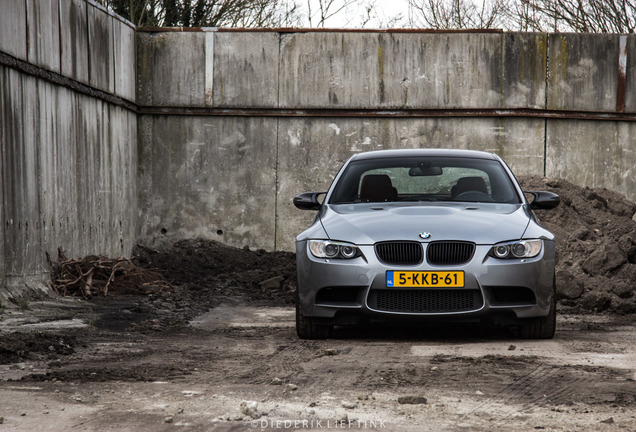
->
<box><xmin>520</xmin><ymin>176</ymin><xmax>636</xmax><ymax>314</ymax></box>
<box><xmin>133</xmin><ymin>239</ymin><xmax>296</xmax><ymax>307</ymax></box>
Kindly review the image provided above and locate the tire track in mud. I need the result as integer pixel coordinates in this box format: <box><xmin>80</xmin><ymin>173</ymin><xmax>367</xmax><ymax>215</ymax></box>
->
<box><xmin>351</xmin><ymin>365</ymin><xmax>430</xmax><ymax>389</ymax></box>
<box><xmin>458</xmin><ymin>363</ymin><xmax>595</xmax><ymax>428</ymax></box>
<box><xmin>216</xmin><ymin>330</ymin><xmax>325</xmax><ymax>385</ymax></box>
<box><xmin>243</xmin><ymin>340</ymin><xmax>320</xmax><ymax>384</ymax></box>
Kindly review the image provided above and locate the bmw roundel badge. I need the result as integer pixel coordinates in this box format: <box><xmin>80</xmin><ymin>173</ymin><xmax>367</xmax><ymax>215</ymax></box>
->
<box><xmin>419</xmin><ymin>232</ymin><xmax>432</xmax><ymax>239</ymax></box>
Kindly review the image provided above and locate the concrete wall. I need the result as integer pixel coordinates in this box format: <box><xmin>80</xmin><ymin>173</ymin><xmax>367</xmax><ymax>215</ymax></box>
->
<box><xmin>277</xmin><ymin>32</ymin><xmax>548</xmax><ymax>109</ymax></box>
<box><xmin>137</xmin><ymin>30</ymin><xmax>636</xmax><ymax>252</ymax></box>
<box><xmin>0</xmin><ymin>0</ymin><xmax>137</xmax><ymax>299</ymax></box>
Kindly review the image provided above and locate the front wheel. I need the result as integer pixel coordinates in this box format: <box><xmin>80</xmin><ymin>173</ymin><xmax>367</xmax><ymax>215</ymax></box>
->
<box><xmin>519</xmin><ymin>280</ymin><xmax>556</xmax><ymax>339</ymax></box>
<box><xmin>296</xmin><ymin>294</ymin><xmax>332</xmax><ymax>340</ymax></box>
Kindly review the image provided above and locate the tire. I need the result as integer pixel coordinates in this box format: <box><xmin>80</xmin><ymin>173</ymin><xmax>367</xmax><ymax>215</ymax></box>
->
<box><xmin>519</xmin><ymin>279</ymin><xmax>557</xmax><ymax>339</ymax></box>
<box><xmin>295</xmin><ymin>292</ymin><xmax>332</xmax><ymax>340</ymax></box>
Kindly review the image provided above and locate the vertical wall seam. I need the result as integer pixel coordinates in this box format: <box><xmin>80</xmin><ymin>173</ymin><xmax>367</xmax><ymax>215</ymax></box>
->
<box><xmin>86</xmin><ymin>2</ymin><xmax>91</xmax><ymax>86</ymax></box>
<box><xmin>499</xmin><ymin>33</ymin><xmax>505</xmax><ymax>155</ymax></box>
<box><xmin>34</xmin><ymin>76</ymin><xmax>44</xmax><ymax>268</ymax></box>
<box><xmin>273</xmin><ymin>32</ymin><xmax>282</xmax><ymax>251</ymax></box>
<box><xmin>0</xmin><ymin>67</ymin><xmax>5</xmax><ymax>287</ymax></box>
<box><xmin>543</xmin><ymin>33</ymin><xmax>550</xmax><ymax>177</ymax></box>
<box><xmin>112</xmin><ymin>16</ymin><xmax>116</xmax><ymax>96</ymax></box>
<box><xmin>19</xmin><ymin>63</ymin><xmax>26</xmax><ymax>276</ymax></box>
<box><xmin>58</xmin><ymin>0</ymin><xmax>62</xmax><ymax>74</ymax></box>
<box><xmin>25</xmin><ymin>0</ymin><xmax>30</xmax><ymax>61</ymax></box>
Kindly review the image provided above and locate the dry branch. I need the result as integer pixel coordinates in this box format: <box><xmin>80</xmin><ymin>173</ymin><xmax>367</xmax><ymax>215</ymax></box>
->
<box><xmin>50</xmin><ymin>249</ymin><xmax>172</xmax><ymax>298</ymax></box>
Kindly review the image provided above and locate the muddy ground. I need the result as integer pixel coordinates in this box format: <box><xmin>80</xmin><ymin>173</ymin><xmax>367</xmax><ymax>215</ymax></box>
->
<box><xmin>0</xmin><ymin>177</ymin><xmax>635</xmax><ymax>431</ymax></box>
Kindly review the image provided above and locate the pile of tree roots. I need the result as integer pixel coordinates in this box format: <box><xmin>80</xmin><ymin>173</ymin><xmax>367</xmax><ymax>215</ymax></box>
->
<box><xmin>49</xmin><ymin>250</ymin><xmax>172</xmax><ymax>298</ymax></box>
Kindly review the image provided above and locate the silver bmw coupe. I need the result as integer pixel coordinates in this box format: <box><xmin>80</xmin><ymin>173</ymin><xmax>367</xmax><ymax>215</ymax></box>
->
<box><xmin>293</xmin><ymin>149</ymin><xmax>560</xmax><ymax>339</ymax></box>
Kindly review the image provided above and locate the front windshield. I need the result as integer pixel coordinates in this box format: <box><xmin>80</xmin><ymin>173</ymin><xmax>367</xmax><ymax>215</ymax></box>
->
<box><xmin>329</xmin><ymin>156</ymin><xmax>521</xmax><ymax>204</ymax></box>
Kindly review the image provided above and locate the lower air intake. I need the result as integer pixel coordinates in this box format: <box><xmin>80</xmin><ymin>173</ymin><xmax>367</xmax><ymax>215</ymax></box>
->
<box><xmin>367</xmin><ymin>289</ymin><xmax>483</xmax><ymax>313</ymax></box>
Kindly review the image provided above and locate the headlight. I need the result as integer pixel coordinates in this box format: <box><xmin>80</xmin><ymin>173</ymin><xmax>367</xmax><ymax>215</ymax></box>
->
<box><xmin>309</xmin><ymin>240</ymin><xmax>362</xmax><ymax>260</ymax></box>
<box><xmin>489</xmin><ymin>239</ymin><xmax>542</xmax><ymax>259</ymax></box>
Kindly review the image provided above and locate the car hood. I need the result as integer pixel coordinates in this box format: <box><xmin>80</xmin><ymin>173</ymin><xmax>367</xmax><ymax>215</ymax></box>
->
<box><xmin>320</xmin><ymin>203</ymin><xmax>531</xmax><ymax>245</ymax></box>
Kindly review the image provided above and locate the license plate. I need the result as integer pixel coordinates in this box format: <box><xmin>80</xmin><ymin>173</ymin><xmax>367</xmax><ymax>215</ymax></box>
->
<box><xmin>386</xmin><ymin>271</ymin><xmax>464</xmax><ymax>288</ymax></box>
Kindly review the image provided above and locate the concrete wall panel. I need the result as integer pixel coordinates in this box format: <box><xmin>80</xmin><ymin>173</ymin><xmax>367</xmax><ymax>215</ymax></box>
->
<box><xmin>137</xmin><ymin>32</ymin><xmax>205</xmax><ymax>106</ymax></box>
<box><xmin>20</xmin><ymin>75</ymin><xmax>45</xmax><ymax>277</ymax></box>
<box><xmin>113</xmin><ymin>19</ymin><xmax>136</xmax><ymax>101</ymax></box>
<box><xmin>275</xmin><ymin>117</ymin><xmax>546</xmax><ymax>250</ymax></box>
<box><xmin>213</xmin><ymin>32</ymin><xmax>279</xmax><ymax>107</ymax></box>
<box><xmin>547</xmin><ymin>33</ymin><xmax>619</xmax><ymax>112</ymax></box>
<box><xmin>60</xmin><ymin>0</ymin><xmax>89</xmax><ymax>85</ymax></box>
<box><xmin>138</xmin><ymin>115</ymin><xmax>277</xmax><ymax>251</ymax></box>
<box><xmin>88</xmin><ymin>2</ymin><xmax>114</xmax><ymax>93</ymax></box>
<box><xmin>377</xmin><ymin>33</ymin><xmax>503</xmax><ymax>109</ymax></box>
<box><xmin>74</xmin><ymin>93</ymin><xmax>92</xmax><ymax>258</ymax></box>
<box><xmin>0</xmin><ymin>0</ymin><xmax>27</xmax><ymax>60</ymax></box>
<box><xmin>126</xmin><ymin>109</ymin><xmax>139</xmax><ymax>255</ymax></box>
<box><xmin>37</xmin><ymin>80</ymin><xmax>61</xmax><ymax>262</ymax></box>
<box><xmin>82</xmin><ymin>97</ymin><xmax>105</xmax><ymax>255</ymax></box>
<box><xmin>109</xmin><ymin>106</ymin><xmax>138</xmax><ymax>256</ymax></box>
<box><xmin>1</xmin><ymin>69</ymin><xmax>26</xmax><ymax>279</ymax></box>
<box><xmin>55</xmin><ymin>87</ymin><xmax>80</xmax><ymax>255</ymax></box>
<box><xmin>0</xmin><ymin>68</ymin><xmax>22</xmax><ymax>289</ymax></box>
<box><xmin>279</xmin><ymin>32</ymin><xmax>380</xmax><ymax>108</ymax></box>
<box><xmin>545</xmin><ymin>120</ymin><xmax>636</xmax><ymax>200</ymax></box>
<box><xmin>1</xmin><ymin>71</ymin><xmax>48</xmax><ymax>285</ymax></box>
<box><xmin>27</xmin><ymin>0</ymin><xmax>61</xmax><ymax>73</ymax></box>
<box><xmin>278</xmin><ymin>32</ymin><xmax>545</xmax><ymax>110</ymax></box>
<box><xmin>503</xmin><ymin>33</ymin><xmax>547</xmax><ymax>109</ymax></box>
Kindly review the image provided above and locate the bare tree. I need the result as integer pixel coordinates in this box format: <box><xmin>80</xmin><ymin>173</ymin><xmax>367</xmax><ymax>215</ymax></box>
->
<box><xmin>358</xmin><ymin>0</ymin><xmax>406</xmax><ymax>28</ymax></box>
<box><xmin>231</xmin><ymin>0</ymin><xmax>302</xmax><ymax>26</ymax></box>
<box><xmin>99</xmin><ymin>0</ymin><xmax>636</xmax><ymax>31</ymax></box>
<box><xmin>306</xmin><ymin>0</ymin><xmax>360</xmax><ymax>27</ymax></box>
<box><xmin>98</xmin><ymin>0</ymin><xmax>158</xmax><ymax>26</ymax></box>
<box><xmin>407</xmin><ymin>0</ymin><xmax>509</xmax><ymax>29</ymax></box>
<box><xmin>97</xmin><ymin>0</ymin><xmax>301</xmax><ymax>27</ymax></box>
<box><xmin>407</xmin><ymin>0</ymin><xmax>636</xmax><ymax>32</ymax></box>
<box><xmin>504</xmin><ymin>0</ymin><xmax>544</xmax><ymax>31</ymax></box>
<box><xmin>530</xmin><ymin>0</ymin><xmax>636</xmax><ymax>33</ymax></box>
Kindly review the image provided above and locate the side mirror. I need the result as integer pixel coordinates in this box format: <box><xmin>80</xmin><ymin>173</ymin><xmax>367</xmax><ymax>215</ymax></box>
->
<box><xmin>525</xmin><ymin>191</ymin><xmax>560</xmax><ymax>210</ymax></box>
<box><xmin>293</xmin><ymin>192</ymin><xmax>325</xmax><ymax>211</ymax></box>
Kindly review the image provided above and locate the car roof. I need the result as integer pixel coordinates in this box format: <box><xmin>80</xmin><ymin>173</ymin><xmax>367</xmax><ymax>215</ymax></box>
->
<box><xmin>348</xmin><ymin>148</ymin><xmax>499</xmax><ymax>161</ymax></box>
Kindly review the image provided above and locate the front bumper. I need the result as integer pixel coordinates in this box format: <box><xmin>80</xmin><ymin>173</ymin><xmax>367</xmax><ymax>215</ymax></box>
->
<box><xmin>296</xmin><ymin>240</ymin><xmax>555</xmax><ymax>325</ymax></box>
